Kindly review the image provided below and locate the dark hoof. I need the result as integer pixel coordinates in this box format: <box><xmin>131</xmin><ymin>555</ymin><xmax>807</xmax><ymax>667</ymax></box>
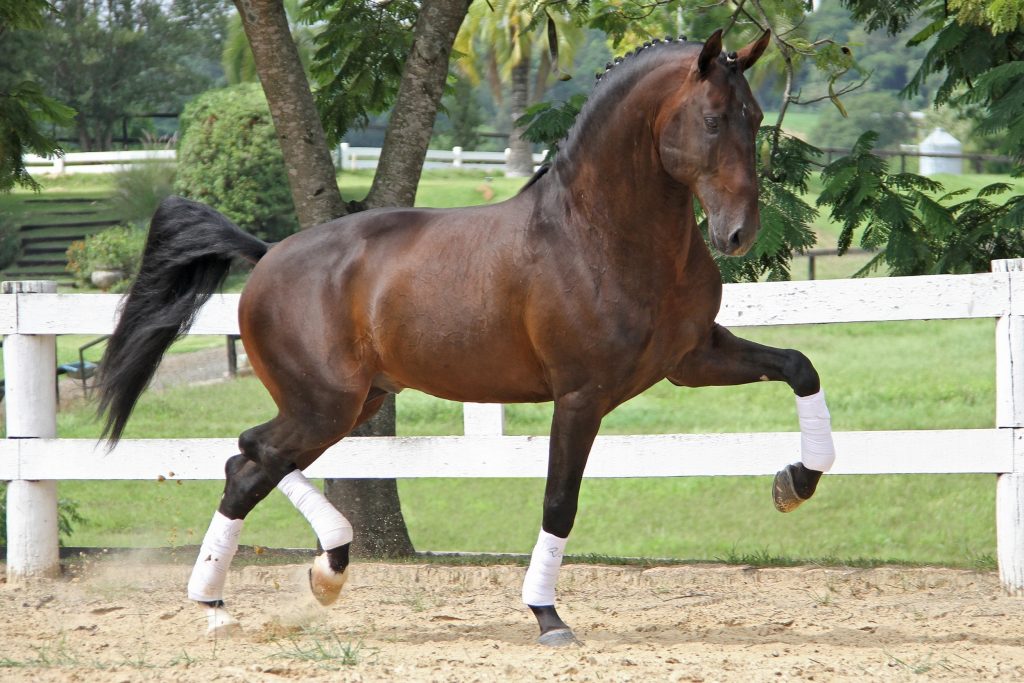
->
<box><xmin>538</xmin><ymin>628</ymin><xmax>578</xmax><ymax>647</ymax></box>
<box><xmin>773</xmin><ymin>465</ymin><xmax>807</xmax><ymax>513</ymax></box>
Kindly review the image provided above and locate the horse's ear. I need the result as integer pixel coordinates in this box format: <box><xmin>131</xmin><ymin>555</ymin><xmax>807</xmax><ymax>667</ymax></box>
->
<box><xmin>696</xmin><ymin>28</ymin><xmax>724</xmax><ymax>79</ymax></box>
<box><xmin>737</xmin><ymin>29</ymin><xmax>771</xmax><ymax>72</ymax></box>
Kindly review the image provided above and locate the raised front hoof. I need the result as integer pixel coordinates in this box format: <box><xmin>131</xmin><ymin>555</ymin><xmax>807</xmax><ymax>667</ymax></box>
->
<box><xmin>538</xmin><ymin>628</ymin><xmax>579</xmax><ymax>647</ymax></box>
<box><xmin>308</xmin><ymin>553</ymin><xmax>349</xmax><ymax>606</ymax></box>
<box><xmin>772</xmin><ymin>464</ymin><xmax>808</xmax><ymax>513</ymax></box>
<box><xmin>202</xmin><ymin>604</ymin><xmax>241</xmax><ymax>638</ymax></box>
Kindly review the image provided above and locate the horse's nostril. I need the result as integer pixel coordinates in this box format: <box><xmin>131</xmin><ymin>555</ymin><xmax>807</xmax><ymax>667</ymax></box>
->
<box><xmin>728</xmin><ymin>228</ymin><xmax>743</xmax><ymax>247</ymax></box>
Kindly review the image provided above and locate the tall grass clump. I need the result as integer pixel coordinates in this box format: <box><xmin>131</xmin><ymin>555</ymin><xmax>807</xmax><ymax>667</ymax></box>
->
<box><xmin>110</xmin><ymin>150</ymin><xmax>177</xmax><ymax>224</ymax></box>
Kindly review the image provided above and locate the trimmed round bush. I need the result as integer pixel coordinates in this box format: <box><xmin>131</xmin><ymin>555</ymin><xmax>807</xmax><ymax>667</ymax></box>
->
<box><xmin>175</xmin><ymin>84</ymin><xmax>298</xmax><ymax>241</ymax></box>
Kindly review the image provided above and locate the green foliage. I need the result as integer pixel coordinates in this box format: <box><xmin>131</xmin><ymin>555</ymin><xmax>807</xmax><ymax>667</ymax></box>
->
<box><xmin>814</xmin><ymin>131</ymin><xmax>1023</xmax><ymax>276</ymax></box>
<box><xmin>516</xmin><ymin>93</ymin><xmax>587</xmax><ymax>160</ymax></box>
<box><xmin>64</xmin><ymin>224</ymin><xmax>146</xmax><ymax>290</ymax></box>
<box><xmin>31</xmin><ymin>0</ymin><xmax>228</xmax><ymax>151</ymax></box>
<box><xmin>174</xmin><ymin>84</ymin><xmax>298</xmax><ymax>241</ymax></box>
<box><xmin>811</xmin><ymin>91</ymin><xmax>916</xmax><ymax>150</ymax></box>
<box><xmin>0</xmin><ymin>80</ymin><xmax>75</xmax><ymax>192</ymax></box>
<box><xmin>223</xmin><ymin>0</ymin><xmax>314</xmax><ymax>85</ymax></box>
<box><xmin>434</xmin><ymin>76</ymin><xmax>485</xmax><ymax>151</ymax></box>
<box><xmin>302</xmin><ymin>0</ymin><xmax>419</xmax><ymax>145</ymax></box>
<box><xmin>844</xmin><ymin>0</ymin><xmax>1024</xmax><ymax>163</ymax></box>
<box><xmin>714</xmin><ymin>128</ymin><xmax>820</xmax><ymax>282</ymax></box>
<box><xmin>0</xmin><ymin>211</ymin><xmax>22</xmax><ymax>270</ymax></box>
<box><xmin>0</xmin><ymin>1</ymin><xmax>76</xmax><ymax>192</ymax></box>
<box><xmin>0</xmin><ymin>484</ymin><xmax>86</xmax><ymax>546</ymax></box>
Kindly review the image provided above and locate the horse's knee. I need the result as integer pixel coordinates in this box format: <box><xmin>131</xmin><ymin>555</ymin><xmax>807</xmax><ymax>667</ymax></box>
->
<box><xmin>220</xmin><ymin>455</ymin><xmax>288</xmax><ymax>519</ymax></box>
<box><xmin>783</xmin><ymin>349</ymin><xmax>820</xmax><ymax>397</ymax></box>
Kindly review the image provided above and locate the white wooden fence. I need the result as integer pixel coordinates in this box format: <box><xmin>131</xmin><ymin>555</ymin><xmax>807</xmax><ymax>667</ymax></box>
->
<box><xmin>23</xmin><ymin>146</ymin><xmax>544</xmax><ymax>176</ymax></box>
<box><xmin>24</xmin><ymin>149</ymin><xmax>176</xmax><ymax>176</ymax></box>
<box><xmin>2</xmin><ymin>262</ymin><xmax>1023</xmax><ymax>591</ymax></box>
<box><xmin>333</xmin><ymin>144</ymin><xmax>546</xmax><ymax>171</ymax></box>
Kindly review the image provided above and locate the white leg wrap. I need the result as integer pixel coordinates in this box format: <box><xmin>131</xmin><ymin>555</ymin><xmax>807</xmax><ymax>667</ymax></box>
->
<box><xmin>277</xmin><ymin>469</ymin><xmax>353</xmax><ymax>550</ymax></box>
<box><xmin>522</xmin><ymin>529</ymin><xmax>568</xmax><ymax>607</ymax></box>
<box><xmin>188</xmin><ymin>511</ymin><xmax>243</xmax><ymax>602</ymax></box>
<box><xmin>796</xmin><ymin>389</ymin><xmax>836</xmax><ymax>472</ymax></box>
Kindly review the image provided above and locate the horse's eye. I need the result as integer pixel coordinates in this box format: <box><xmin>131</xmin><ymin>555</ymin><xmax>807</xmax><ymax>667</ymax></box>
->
<box><xmin>704</xmin><ymin>116</ymin><xmax>720</xmax><ymax>132</ymax></box>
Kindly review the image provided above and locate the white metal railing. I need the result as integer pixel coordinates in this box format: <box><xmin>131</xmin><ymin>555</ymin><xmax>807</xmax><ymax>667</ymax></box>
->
<box><xmin>2</xmin><ymin>264</ymin><xmax>1022</xmax><ymax>590</ymax></box>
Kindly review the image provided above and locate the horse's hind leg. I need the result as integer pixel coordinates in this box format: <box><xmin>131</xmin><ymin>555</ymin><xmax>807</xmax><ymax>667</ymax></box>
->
<box><xmin>275</xmin><ymin>390</ymin><xmax>390</xmax><ymax>605</ymax></box>
<box><xmin>669</xmin><ymin>323</ymin><xmax>835</xmax><ymax>512</ymax></box>
<box><xmin>187</xmin><ymin>388</ymin><xmax>374</xmax><ymax>635</ymax></box>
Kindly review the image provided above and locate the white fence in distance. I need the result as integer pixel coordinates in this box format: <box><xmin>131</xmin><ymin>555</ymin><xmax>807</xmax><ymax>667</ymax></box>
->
<box><xmin>23</xmin><ymin>146</ymin><xmax>545</xmax><ymax>176</ymax></box>
<box><xmin>2</xmin><ymin>264</ymin><xmax>1023</xmax><ymax>590</ymax></box>
<box><xmin>24</xmin><ymin>149</ymin><xmax>176</xmax><ymax>176</ymax></box>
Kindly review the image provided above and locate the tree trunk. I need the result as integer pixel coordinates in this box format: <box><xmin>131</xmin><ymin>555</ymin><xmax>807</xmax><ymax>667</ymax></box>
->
<box><xmin>233</xmin><ymin>0</ymin><xmax>416</xmax><ymax>558</ymax></box>
<box><xmin>506</xmin><ymin>57</ymin><xmax>534</xmax><ymax>177</ymax></box>
<box><xmin>365</xmin><ymin>0</ymin><xmax>472</xmax><ymax>209</ymax></box>
<box><xmin>232</xmin><ymin>0</ymin><xmax>347</xmax><ymax>225</ymax></box>
<box><xmin>323</xmin><ymin>396</ymin><xmax>415</xmax><ymax>558</ymax></box>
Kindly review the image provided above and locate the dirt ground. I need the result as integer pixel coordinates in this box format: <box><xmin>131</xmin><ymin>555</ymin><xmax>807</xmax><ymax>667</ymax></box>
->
<box><xmin>3</xmin><ymin>558</ymin><xmax>1024</xmax><ymax>682</ymax></box>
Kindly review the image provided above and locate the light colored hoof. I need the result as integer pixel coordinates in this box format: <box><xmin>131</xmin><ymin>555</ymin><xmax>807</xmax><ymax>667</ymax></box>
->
<box><xmin>309</xmin><ymin>553</ymin><xmax>348</xmax><ymax>606</ymax></box>
<box><xmin>773</xmin><ymin>465</ymin><xmax>805</xmax><ymax>513</ymax></box>
<box><xmin>204</xmin><ymin>605</ymin><xmax>241</xmax><ymax>638</ymax></box>
<box><xmin>538</xmin><ymin>628</ymin><xmax>578</xmax><ymax>647</ymax></box>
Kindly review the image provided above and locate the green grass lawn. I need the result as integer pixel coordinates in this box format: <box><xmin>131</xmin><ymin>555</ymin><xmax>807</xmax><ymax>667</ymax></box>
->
<box><xmin>51</xmin><ymin>318</ymin><xmax>999</xmax><ymax>567</ymax></box>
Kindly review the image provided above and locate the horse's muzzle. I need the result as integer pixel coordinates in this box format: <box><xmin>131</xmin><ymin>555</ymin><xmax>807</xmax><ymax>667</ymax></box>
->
<box><xmin>712</xmin><ymin>223</ymin><xmax>756</xmax><ymax>257</ymax></box>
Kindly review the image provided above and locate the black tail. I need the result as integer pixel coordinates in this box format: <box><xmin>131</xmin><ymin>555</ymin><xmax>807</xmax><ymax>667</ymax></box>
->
<box><xmin>97</xmin><ymin>196</ymin><xmax>269</xmax><ymax>445</ymax></box>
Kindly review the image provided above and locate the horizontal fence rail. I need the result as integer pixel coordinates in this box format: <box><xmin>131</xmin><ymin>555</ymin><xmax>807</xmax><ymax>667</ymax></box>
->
<box><xmin>23</xmin><ymin>146</ymin><xmax>543</xmax><ymax>176</ymax></box>
<box><xmin>26</xmin><ymin>144</ymin><xmax>1012</xmax><ymax>177</ymax></box>
<box><xmin>24</xmin><ymin>149</ymin><xmax>175</xmax><ymax>175</ymax></box>
<box><xmin>2</xmin><ymin>264</ymin><xmax>1023</xmax><ymax>592</ymax></box>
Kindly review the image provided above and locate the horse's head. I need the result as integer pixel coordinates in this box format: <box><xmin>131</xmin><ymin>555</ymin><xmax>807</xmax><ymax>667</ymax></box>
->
<box><xmin>656</xmin><ymin>30</ymin><xmax>771</xmax><ymax>257</ymax></box>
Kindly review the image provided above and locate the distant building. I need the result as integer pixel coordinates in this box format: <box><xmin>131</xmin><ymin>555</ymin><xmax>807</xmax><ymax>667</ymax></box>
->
<box><xmin>919</xmin><ymin>127</ymin><xmax>963</xmax><ymax>176</ymax></box>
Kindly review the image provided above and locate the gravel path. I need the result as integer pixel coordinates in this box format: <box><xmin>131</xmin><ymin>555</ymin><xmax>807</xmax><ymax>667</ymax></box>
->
<box><xmin>57</xmin><ymin>345</ymin><xmax>238</xmax><ymax>410</ymax></box>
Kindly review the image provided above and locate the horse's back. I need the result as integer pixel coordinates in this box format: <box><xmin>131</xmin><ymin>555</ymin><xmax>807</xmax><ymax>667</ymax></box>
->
<box><xmin>239</xmin><ymin>200</ymin><xmax>554</xmax><ymax>403</ymax></box>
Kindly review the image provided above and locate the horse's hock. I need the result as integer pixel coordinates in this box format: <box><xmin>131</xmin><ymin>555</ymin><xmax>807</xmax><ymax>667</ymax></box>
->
<box><xmin>1</xmin><ymin>260</ymin><xmax>1023</xmax><ymax>590</ymax></box>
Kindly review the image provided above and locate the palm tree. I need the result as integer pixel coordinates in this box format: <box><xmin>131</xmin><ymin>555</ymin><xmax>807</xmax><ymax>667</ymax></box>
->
<box><xmin>455</xmin><ymin>0</ymin><xmax>580</xmax><ymax>176</ymax></box>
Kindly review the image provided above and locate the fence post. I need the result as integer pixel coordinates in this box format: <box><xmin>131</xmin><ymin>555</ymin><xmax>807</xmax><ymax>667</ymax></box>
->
<box><xmin>463</xmin><ymin>403</ymin><xmax>505</xmax><ymax>436</ymax></box>
<box><xmin>453</xmin><ymin>146</ymin><xmax>463</xmax><ymax>168</ymax></box>
<box><xmin>995</xmin><ymin>259</ymin><xmax>1024</xmax><ymax>595</ymax></box>
<box><xmin>3</xmin><ymin>280</ymin><xmax>60</xmax><ymax>581</ymax></box>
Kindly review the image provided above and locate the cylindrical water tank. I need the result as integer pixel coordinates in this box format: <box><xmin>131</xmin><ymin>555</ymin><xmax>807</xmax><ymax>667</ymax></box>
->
<box><xmin>919</xmin><ymin>127</ymin><xmax>962</xmax><ymax>176</ymax></box>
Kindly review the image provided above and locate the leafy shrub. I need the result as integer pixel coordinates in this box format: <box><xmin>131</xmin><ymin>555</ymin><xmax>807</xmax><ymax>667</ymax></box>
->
<box><xmin>174</xmin><ymin>83</ymin><xmax>298</xmax><ymax>241</ymax></box>
<box><xmin>111</xmin><ymin>154</ymin><xmax>177</xmax><ymax>225</ymax></box>
<box><xmin>0</xmin><ymin>214</ymin><xmax>22</xmax><ymax>271</ymax></box>
<box><xmin>65</xmin><ymin>224</ymin><xmax>146</xmax><ymax>291</ymax></box>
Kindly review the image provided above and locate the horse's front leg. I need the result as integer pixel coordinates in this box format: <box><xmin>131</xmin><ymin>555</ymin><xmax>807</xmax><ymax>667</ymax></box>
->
<box><xmin>523</xmin><ymin>392</ymin><xmax>603</xmax><ymax>647</ymax></box>
<box><xmin>669</xmin><ymin>323</ymin><xmax>836</xmax><ymax>511</ymax></box>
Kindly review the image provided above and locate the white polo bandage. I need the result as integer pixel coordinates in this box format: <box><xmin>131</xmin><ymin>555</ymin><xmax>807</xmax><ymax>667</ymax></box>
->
<box><xmin>188</xmin><ymin>511</ymin><xmax>243</xmax><ymax>602</ymax></box>
<box><xmin>522</xmin><ymin>529</ymin><xmax>568</xmax><ymax>606</ymax></box>
<box><xmin>796</xmin><ymin>389</ymin><xmax>836</xmax><ymax>472</ymax></box>
<box><xmin>277</xmin><ymin>469</ymin><xmax>353</xmax><ymax>550</ymax></box>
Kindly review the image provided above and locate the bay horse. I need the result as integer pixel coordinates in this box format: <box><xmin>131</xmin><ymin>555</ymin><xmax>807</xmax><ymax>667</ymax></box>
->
<box><xmin>96</xmin><ymin>29</ymin><xmax>836</xmax><ymax>645</ymax></box>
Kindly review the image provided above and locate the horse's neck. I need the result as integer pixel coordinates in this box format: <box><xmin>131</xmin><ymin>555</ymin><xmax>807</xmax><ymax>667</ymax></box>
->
<box><xmin>545</xmin><ymin>146</ymin><xmax>700</xmax><ymax>268</ymax></box>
